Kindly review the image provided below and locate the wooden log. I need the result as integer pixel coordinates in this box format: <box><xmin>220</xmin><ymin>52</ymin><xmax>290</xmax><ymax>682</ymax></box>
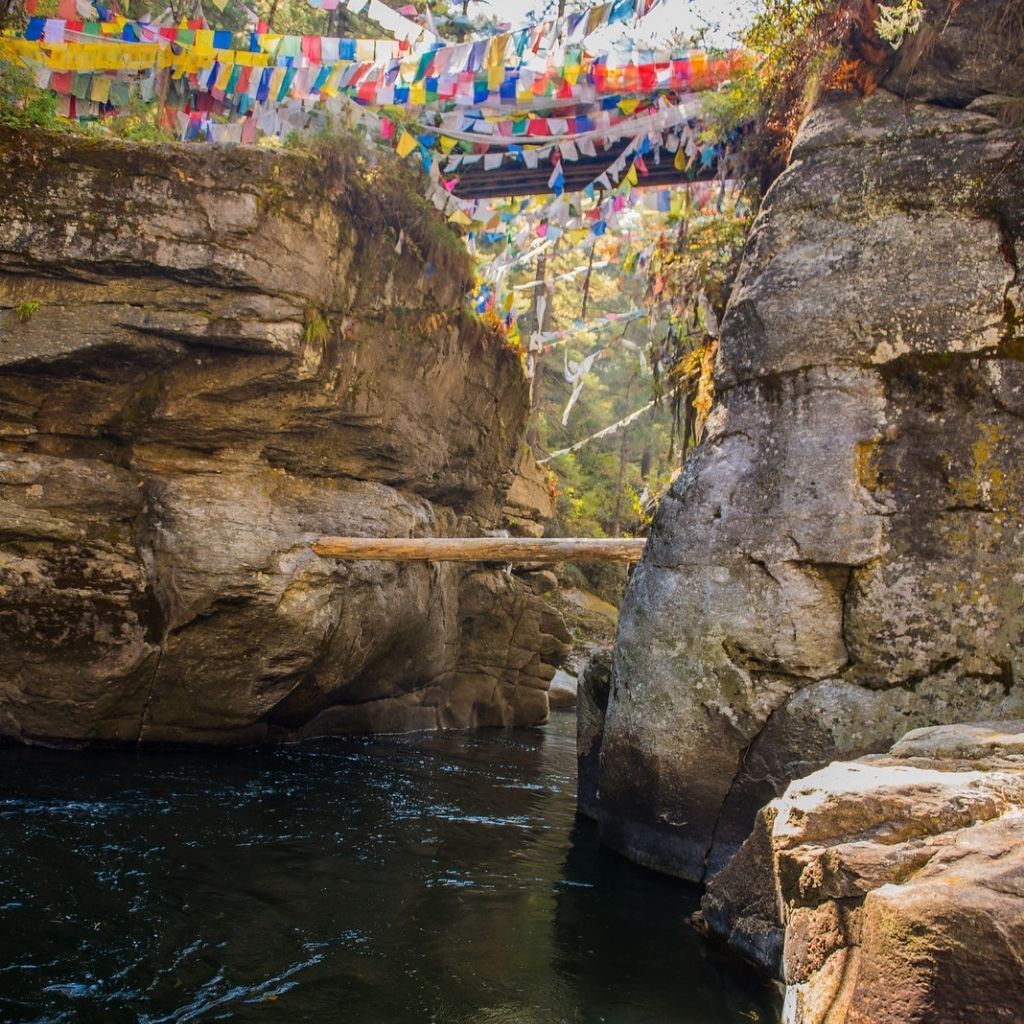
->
<box><xmin>311</xmin><ymin>536</ymin><xmax>647</xmax><ymax>563</ymax></box>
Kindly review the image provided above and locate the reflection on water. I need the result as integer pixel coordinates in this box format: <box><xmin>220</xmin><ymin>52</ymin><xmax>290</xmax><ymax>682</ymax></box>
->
<box><xmin>0</xmin><ymin>714</ymin><xmax>778</xmax><ymax>1024</ymax></box>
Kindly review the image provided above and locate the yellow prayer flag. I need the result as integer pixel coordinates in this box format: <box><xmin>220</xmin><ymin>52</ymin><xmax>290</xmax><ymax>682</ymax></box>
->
<box><xmin>447</xmin><ymin>210</ymin><xmax>472</xmax><ymax>226</ymax></box>
<box><xmin>625</xmin><ymin>164</ymin><xmax>638</xmax><ymax>186</ymax></box>
<box><xmin>440</xmin><ymin>135</ymin><xmax>458</xmax><ymax>154</ymax></box>
<box><xmin>396</xmin><ymin>130</ymin><xmax>418</xmax><ymax>159</ymax></box>
<box><xmin>90</xmin><ymin>74</ymin><xmax>111</xmax><ymax>102</ymax></box>
<box><xmin>618</xmin><ymin>98</ymin><xmax>640</xmax><ymax>116</ymax></box>
<box><xmin>484</xmin><ymin>34</ymin><xmax>508</xmax><ymax>69</ymax></box>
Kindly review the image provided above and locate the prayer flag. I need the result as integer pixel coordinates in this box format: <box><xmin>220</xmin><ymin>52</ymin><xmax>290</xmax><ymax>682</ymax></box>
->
<box><xmin>396</xmin><ymin>129</ymin><xmax>417</xmax><ymax>158</ymax></box>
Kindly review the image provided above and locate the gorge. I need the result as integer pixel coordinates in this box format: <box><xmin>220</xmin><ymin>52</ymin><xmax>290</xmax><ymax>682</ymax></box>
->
<box><xmin>1</xmin><ymin>1</ymin><xmax>1023</xmax><ymax>1021</ymax></box>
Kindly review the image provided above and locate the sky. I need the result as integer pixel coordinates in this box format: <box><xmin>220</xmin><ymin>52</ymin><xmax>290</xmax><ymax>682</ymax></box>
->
<box><xmin>465</xmin><ymin>0</ymin><xmax>760</xmax><ymax>48</ymax></box>
<box><xmin>613</xmin><ymin>0</ymin><xmax>758</xmax><ymax>47</ymax></box>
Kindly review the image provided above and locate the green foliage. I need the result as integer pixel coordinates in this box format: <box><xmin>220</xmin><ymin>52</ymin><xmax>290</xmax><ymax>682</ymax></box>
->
<box><xmin>106</xmin><ymin>103</ymin><xmax>177</xmax><ymax>144</ymax></box>
<box><xmin>15</xmin><ymin>299</ymin><xmax>41</xmax><ymax>322</ymax></box>
<box><xmin>78</xmin><ymin>95</ymin><xmax>177</xmax><ymax>143</ymax></box>
<box><xmin>0</xmin><ymin>60</ymin><xmax>63</xmax><ymax>132</ymax></box>
<box><xmin>304</xmin><ymin>309</ymin><xmax>331</xmax><ymax>347</ymax></box>
<box><xmin>699</xmin><ymin>75</ymin><xmax>760</xmax><ymax>145</ymax></box>
<box><xmin>875</xmin><ymin>0</ymin><xmax>924</xmax><ymax>45</ymax></box>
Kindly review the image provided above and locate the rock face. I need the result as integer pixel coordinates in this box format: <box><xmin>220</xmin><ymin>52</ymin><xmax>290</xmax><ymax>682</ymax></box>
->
<box><xmin>0</xmin><ymin>131</ymin><xmax>569</xmax><ymax>746</ymax></box>
<box><xmin>703</xmin><ymin>721</ymin><xmax>1024</xmax><ymax>1024</ymax></box>
<box><xmin>576</xmin><ymin>648</ymin><xmax>612</xmax><ymax>820</ymax></box>
<box><xmin>594</xmin><ymin>2</ymin><xmax>1024</xmax><ymax>881</ymax></box>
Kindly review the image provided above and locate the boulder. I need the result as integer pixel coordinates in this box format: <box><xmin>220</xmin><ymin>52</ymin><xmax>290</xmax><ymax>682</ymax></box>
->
<box><xmin>593</xmin><ymin>4</ymin><xmax>1024</xmax><ymax>880</ymax></box>
<box><xmin>0</xmin><ymin>132</ymin><xmax>568</xmax><ymax>745</ymax></box>
<box><xmin>703</xmin><ymin>721</ymin><xmax>1024</xmax><ymax>1024</ymax></box>
<box><xmin>548</xmin><ymin>669</ymin><xmax>579</xmax><ymax>711</ymax></box>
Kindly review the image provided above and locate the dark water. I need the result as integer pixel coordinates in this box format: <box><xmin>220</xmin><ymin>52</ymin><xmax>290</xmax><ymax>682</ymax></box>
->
<box><xmin>0</xmin><ymin>713</ymin><xmax>778</xmax><ymax>1024</ymax></box>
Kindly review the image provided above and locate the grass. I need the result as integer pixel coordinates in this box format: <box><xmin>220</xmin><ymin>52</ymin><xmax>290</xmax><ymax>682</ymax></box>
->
<box><xmin>304</xmin><ymin>309</ymin><xmax>331</xmax><ymax>347</ymax></box>
<box><xmin>15</xmin><ymin>299</ymin><xmax>41</xmax><ymax>322</ymax></box>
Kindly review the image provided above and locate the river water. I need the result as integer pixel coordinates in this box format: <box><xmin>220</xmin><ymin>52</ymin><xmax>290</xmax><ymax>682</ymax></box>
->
<box><xmin>0</xmin><ymin>713</ymin><xmax>779</xmax><ymax>1024</ymax></box>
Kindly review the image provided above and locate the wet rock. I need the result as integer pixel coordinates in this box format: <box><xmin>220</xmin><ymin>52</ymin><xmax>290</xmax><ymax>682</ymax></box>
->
<box><xmin>703</xmin><ymin>721</ymin><xmax>1024</xmax><ymax>1024</ymax></box>
<box><xmin>594</xmin><ymin>12</ymin><xmax>1024</xmax><ymax>879</ymax></box>
<box><xmin>576</xmin><ymin>649</ymin><xmax>612</xmax><ymax>820</ymax></box>
<box><xmin>0</xmin><ymin>132</ymin><xmax>567</xmax><ymax>745</ymax></box>
<box><xmin>700</xmin><ymin>805</ymin><xmax>784</xmax><ymax>976</ymax></box>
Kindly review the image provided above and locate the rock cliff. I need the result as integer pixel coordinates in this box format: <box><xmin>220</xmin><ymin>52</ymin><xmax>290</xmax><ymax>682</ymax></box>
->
<box><xmin>590</xmin><ymin>1</ymin><xmax>1024</xmax><ymax>881</ymax></box>
<box><xmin>0</xmin><ymin>131</ymin><xmax>569</xmax><ymax>746</ymax></box>
<box><xmin>703</xmin><ymin>721</ymin><xmax>1024</xmax><ymax>1024</ymax></box>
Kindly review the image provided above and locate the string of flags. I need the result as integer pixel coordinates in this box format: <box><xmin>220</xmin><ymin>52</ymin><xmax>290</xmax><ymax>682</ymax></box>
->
<box><xmin>0</xmin><ymin>1</ymin><xmax>748</xmax><ymax>393</ymax></box>
<box><xmin>537</xmin><ymin>384</ymin><xmax>680</xmax><ymax>463</ymax></box>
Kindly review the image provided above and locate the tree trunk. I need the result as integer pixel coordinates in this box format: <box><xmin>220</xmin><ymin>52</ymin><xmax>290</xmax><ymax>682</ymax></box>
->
<box><xmin>312</xmin><ymin>536</ymin><xmax>647</xmax><ymax>563</ymax></box>
<box><xmin>611</xmin><ymin>376</ymin><xmax>636</xmax><ymax>537</ymax></box>
<box><xmin>611</xmin><ymin>423</ymin><xmax>630</xmax><ymax>538</ymax></box>
<box><xmin>525</xmin><ymin>245</ymin><xmax>555</xmax><ymax>452</ymax></box>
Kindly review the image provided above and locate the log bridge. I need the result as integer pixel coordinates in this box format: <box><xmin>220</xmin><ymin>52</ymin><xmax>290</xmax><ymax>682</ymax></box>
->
<box><xmin>311</xmin><ymin>536</ymin><xmax>646</xmax><ymax>563</ymax></box>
